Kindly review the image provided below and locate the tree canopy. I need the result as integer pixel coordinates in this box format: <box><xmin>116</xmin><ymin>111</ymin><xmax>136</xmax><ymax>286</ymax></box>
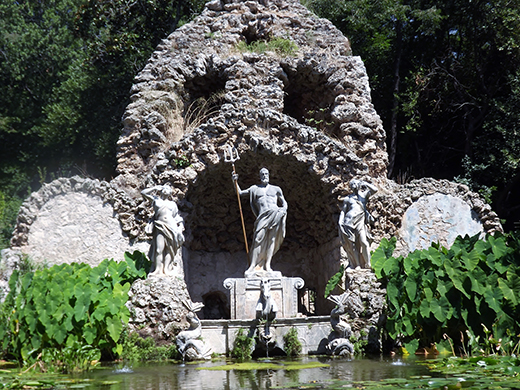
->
<box><xmin>0</xmin><ymin>0</ymin><xmax>204</xmax><ymax>247</ymax></box>
<box><xmin>309</xmin><ymin>0</ymin><xmax>520</xmax><ymax>230</ymax></box>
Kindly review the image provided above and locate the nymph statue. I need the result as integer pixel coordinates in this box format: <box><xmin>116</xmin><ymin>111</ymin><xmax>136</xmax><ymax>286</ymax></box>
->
<box><xmin>339</xmin><ymin>179</ymin><xmax>378</xmax><ymax>269</ymax></box>
<box><xmin>233</xmin><ymin>168</ymin><xmax>287</xmax><ymax>277</ymax></box>
<box><xmin>141</xmin><ymin>184</ymin><xmax>184</xmax><ymax>276</ymax></box>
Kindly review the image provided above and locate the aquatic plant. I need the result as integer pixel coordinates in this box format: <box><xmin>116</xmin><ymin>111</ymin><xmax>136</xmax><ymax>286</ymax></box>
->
<box><xmin>372</xmin><ymin>233</ymin><xmax>520</xmax><ymax>354</ymax></box>
<box><xmin>121</xmin><ymin>331</ymin><xmax>180</xmax><ymax>362</ymax></box>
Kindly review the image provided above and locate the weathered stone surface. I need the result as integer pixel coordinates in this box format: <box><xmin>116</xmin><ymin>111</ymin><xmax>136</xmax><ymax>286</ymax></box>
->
<box><xmin>9</xmin><ymin>176</ymin><xmax>148</xmax><ymax>266</ymax></box>
<box><xmin>0</xmin><ymin>249</ymin><xmax>24</xmax><ymax>301</ymax></box>
<box><xmin>125</xmin><ymin>275</ymin><xmax>193</xmax><ymax>341</ymax></box>
<box><xmin>341</xmin><ymin>268</ymin><xmax>387</xmax><ymax>354</ymax></box>
<box><xmin>368</xmin><ymin>178</ymin><xmax>502</xmax><ymax>257</ymax></box>
<box><xmin>400</xmin><ymin>193</ymin><xmax>483</xmax><ymax>252</ymax></box>
<box><xmin>3</xmin><ymin>0</ymin><xmax>504</xmax><ymax>328</ymax></box>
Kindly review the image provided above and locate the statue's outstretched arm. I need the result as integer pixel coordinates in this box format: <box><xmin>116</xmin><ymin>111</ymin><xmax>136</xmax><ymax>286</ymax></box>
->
<box><xmin>232</xmin><ymin>173</ymin><xmax>249</xmax><ymax>196</ymax></box>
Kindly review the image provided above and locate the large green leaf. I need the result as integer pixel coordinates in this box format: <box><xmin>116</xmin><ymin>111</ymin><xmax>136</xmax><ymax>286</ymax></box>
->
<box><xmin>83</xmin><ymin>325</ymin><xmax>97</xmax><ymax>345</ymax></box>
<box><xmin>430</xmin><ymin>296</ymin><xmax>451</xmax><ymax>323</ymax></box>
<box><xmin>404</xmin><ymin>276</ymin><xmax>418</xmax><ymax>302</ymax></box>
<box><xmin>324</xmin><ymin>264</ymin><xmax>345</xmax><ymax>298</ymax></box>
<box><xmin>371</xmin><ymin>238</ymin><xmax>396</xmax><ymax>277</ymax></box>
<box><xmin>386</xmin><ymin>281</ymin><xmax>400</xmax><ymax>312</ymax></box>
<box><xmin>447</xmin><ymin>269</ymin><xmax>469</xmax><ymax>299</ymax></box>
<box><xmin>426</xmin><ymin>246</ymin><xmax>443</xmax><ymax>267</ymax></box>
<box><xmin>499</xmin><ymin>273</ymin><xmax>520</xmax><ymax>306</ymax></box>
<box><xmin>468</xmin><ymin>268</ymin><xmax>486</xmax><ymax>295</ymax></box>
<box><xmin>74</xmin><ymin>293</ymin><xmax>91</xmax><ymax>322</ymax></box>
<box><xmin>488</xmin><ymin>235</ymin><xmax>508</xmax><ymax>259</ymax></box>
<box><xmin>106</xmin><ymin>315</ymin><xmax>123</xmax><ymax>343</ymax></box>
<box><xmin>463</xmin><ymin>248</ymin><xmax>482</xmax><ymax>271</ymax></box>
<box><xmin>483</xmin><ymin>287</ymin><xmax>504</xmax><ymax>314</ymax></box>
<box><xmin>419</xmin><ymin>298</ymin><xmax>431</xmax><ymax>318</ymax></box>
<box><xmin>383</xmin><ymin>256</ymin><xmax>400</xmax><ymax>277</ymax></box>
<box><xmin>403</xmin><ymin>339</ymin><xmax>419</xmax><ymax>355</ymax></box>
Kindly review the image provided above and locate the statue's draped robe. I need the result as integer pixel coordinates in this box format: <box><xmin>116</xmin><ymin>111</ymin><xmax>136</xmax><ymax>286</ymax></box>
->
<box><xmin>339</xmin><ymin>197</ymin><xmax>372</xmax><ymax>268</ymax></box>
<box><xmin>249</xmin><ymin>187</ymin><xmax>286</xmax><ymax>269</ymax></box>
<box><xmin>146</xmin><ymin>203</ymin><xmax>184</xmax><ymax>270</ymax></box>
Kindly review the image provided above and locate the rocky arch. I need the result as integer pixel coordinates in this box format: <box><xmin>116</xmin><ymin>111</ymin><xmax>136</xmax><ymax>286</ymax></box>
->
<box><xmin>151</xmin><ymin>119</ymin><xmax>377</xmax><ymax>316</ymax></box>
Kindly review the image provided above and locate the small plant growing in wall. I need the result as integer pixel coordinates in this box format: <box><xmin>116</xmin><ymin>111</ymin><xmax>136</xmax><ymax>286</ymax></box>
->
<box><xmin>236</xmin><ymin>37</ymin><xmax>298</xmax><ymax>57</ymax></box>
<box><xmin>230</xmin><ymin>328</ymin><xmax>254</xmax><ymax>361</ymax></box>
<box><xmin>283</xmin><ymin>327</ymin><xmax>302</xmax><ymax>357</ymax></box>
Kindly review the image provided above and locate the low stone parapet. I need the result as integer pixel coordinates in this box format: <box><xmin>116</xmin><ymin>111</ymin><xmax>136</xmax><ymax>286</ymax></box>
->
<box><xmin>201</xmin><ymin>316</ymin><xmax>332</xmax><ymax>355</ymax></box>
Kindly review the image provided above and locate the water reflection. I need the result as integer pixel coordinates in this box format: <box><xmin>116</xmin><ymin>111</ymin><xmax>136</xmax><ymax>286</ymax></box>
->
<box><xmin>86</xmin><ymin>357</ymin><xmax>429</xmax><ymax>390</ymax></box>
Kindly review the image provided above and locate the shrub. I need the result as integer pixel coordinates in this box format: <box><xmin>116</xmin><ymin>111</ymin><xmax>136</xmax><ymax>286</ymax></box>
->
<box><xmin>372</xmin><ymin>233</ymin><xmax>520</xmax><ymax>354</ymax></box>
<box><xmin>236</xmin><ymin>37</ymin><xmax>298</xmax><ymax>57</ymax></box>
<box><xmin>122</xmin><ymin>331</ymin><xmax>180</xmax><ymax>362</ymax></box>
<box><xmin>283</xmin><ymin>327</ymin><xmax>302</xmax><ymax>357</ymax></box>
<box><xmin>0</xmin><ymin>251</ymin><xmax>150</xmax><ymax>369</ymax></box>
<box><xmin>230</xmin><ymin>328</ymin><xmax>254</xmax><ymax>361</ymax></box>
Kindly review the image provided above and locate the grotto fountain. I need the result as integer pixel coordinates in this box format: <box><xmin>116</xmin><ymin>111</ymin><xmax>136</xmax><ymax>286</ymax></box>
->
<box><xmin>1</xmin><ymin>0</ymin><xmax>503</xmax><ymax>357</ymax></box>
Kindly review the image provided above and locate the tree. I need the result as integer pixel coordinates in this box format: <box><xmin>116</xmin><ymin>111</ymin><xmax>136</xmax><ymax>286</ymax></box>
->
<box><xmin>0</xmin><ymin>0</ymin><xmax>205</xmax><ymax>248</ymax></box>
<box><xmin>308</xmin><ymin>0</ymin><xmax>520</xmax><ymax>229</ymax></box>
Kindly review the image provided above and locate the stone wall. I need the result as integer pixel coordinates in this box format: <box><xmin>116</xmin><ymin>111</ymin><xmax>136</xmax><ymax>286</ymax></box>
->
<box><xmin>10</xmin><ymin>176</ymin><xmax>148</xmax><ymax>266</ymax></box>
<box><xmin>369</xmin><ymin>178</ymin><xmax>502</xmax><ymax>256</ymax></box>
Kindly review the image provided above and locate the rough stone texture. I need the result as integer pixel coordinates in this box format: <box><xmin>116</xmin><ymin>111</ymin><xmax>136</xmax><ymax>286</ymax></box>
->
<box><xmin>0</xmin><ymin>249</ymin><xmax>24</xmax><ymax>301</ymax></box>
<box><xmin>125</xmin><ymin>275</ymin><xmax>193</xmax><ymax>341</ymax></box>
<box><xmin>201</xmin><ymin>316</ymin><xmax>332</xmax><ymax>355</ymax></box>
<box><xmin>9</xmin><ymin>176</ymin><xmax>149</xmax><ymax>266</ymax></box>
<box><xmin>108</xmin><ymin>0</ymin><xmax>389</xmax><ymax>316</ymax></box>
<box><xmin>369</xmin><ymin>178</ymin><xmax>503</xmax><ymax>257</ymax></box>
<box><xmin>400</xmin><ymin>193</ymin><xmax>483</xmax><ymax>252</ymax></box>
<box><xmin>339</xmin><ymin>268</ymin><xmax>387</xmax><ymax>354</ymax></box>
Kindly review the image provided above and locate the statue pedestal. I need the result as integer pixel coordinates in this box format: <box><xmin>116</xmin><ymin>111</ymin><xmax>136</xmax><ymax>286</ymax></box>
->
<box><xmin>223</xmin><ymin>276</ymin><xmax>304</xmax><ymax>319</ymax></box>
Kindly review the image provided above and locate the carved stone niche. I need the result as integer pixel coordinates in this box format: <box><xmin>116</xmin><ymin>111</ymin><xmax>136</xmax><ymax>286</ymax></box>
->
<box><xmin>223</xmin><ymin>276</ymin><xmax>304</xmax><ymax>320</ymax></box>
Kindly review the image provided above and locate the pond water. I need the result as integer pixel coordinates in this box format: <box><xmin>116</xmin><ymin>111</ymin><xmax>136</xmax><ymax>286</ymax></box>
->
<box><xmin>83</xmin><ymin>356</ymin><xmax>431</xmax><ymax>390</ymax></box>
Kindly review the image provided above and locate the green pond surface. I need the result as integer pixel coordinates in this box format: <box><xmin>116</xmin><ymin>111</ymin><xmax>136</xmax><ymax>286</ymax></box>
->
<box><xmin>79</xmin><ymin>356</ymin><xmax>430</xmax><ymax>390</ymax></box>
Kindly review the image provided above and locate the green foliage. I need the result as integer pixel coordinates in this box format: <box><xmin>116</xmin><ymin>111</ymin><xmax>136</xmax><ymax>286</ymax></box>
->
<box><xmin>40</xmin><ymin>341</ymin><xmax>101</xmax><ymax>373</ymax></box>
<box><xmin>372</xmin><ymin>234</ymin><xmax>520</xmax><ymax>354</ymax></box>
<box><xmin>0</xmin><ymin>191</ymin><xmax>23</xmax><ymax>250</ymax></box>
<box><xmin>0</xmin><ymin>251</ymin><xmax>150</xmax><ymax>370</ymax></box>
<box><xmin>121</xmin><ymin>332</ymin><xmax>180</xmax><ymax>362</ymax></box>
<box><xmin>324</xmin><ymin>264</ymin><xmax>345</xmax><ymax>298</ymax></box>
<box><xmin>308</xmin><ymin>0</ymin><xmax>520</xmax><ymax>229</ymax></box>
<box><xmin>283</xmin><ymin>327</ymin><xmax>302</xmax><ymax>357</ymax></box>
<box><xmin>236</xmin><ymin>37</ymin><xmax>298</xmax><ymax>57</ymax></box>
<box><xmin>0</xmin><ymin>0</ymin><xmax>205</xmax><ymax>225</ymax></box>
<box><xmin>230</xmin><ymin>328</ymin><xmax>254</xmax><ymax>361</ymax></box>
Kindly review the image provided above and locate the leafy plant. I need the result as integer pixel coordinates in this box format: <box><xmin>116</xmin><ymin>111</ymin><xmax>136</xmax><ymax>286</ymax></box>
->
<box><xmin>236</xmin><ymin>37</ymin><xmax>298</xmax><ymax>57</ymax></box>
<box><xmin>230</xmin><ymin>328</ymin><xmax>254</xmax><ymax>361</ymax></box>
<box><xmin>324</xmin><ymin>264</ymin><xmax>345</xmax><ymax>298</ymax></box>
<box><xmin>0</xmin><ymin>251</ymin><xmax>150</xmax><ymax>370</ymax></box>
<box><xmin>283</xmin><ymin>327</ymin><xmax>302</xmax><ymax>357</ymax></box>
<box><xmin>0</xmin><ymin>190</ymin><xmax>23</xmax><ymax>250</ymax></box>
<box><xmin>372</xmin><ymin>233</ymin><xmax>520</xmax><ymax>354</ymax></box>
<box><xmin>121</xmin><ymin>331</ymin><xmax>180</xmax><ymax>362</ymax></box>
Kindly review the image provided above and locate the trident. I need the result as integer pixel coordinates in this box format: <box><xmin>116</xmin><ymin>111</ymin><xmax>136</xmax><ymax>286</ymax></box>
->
<box><xmin>224</xmin><ymin>145</ymin><xmax>249</xmax><ymax>256</ymax></box>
